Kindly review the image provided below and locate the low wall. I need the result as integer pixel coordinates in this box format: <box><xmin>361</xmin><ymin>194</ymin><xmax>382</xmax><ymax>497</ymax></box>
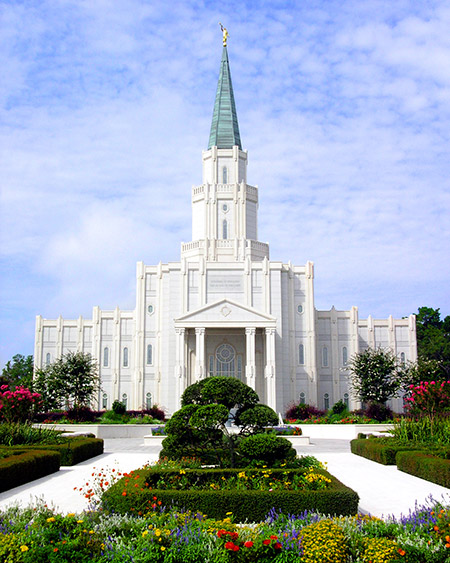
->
<box><xmin>293</xmin><ymin>424</ymin><xmax>393</xmax><ymax>440</ymax></box>
<box><xmin>35</xmin><ymin>424</ymin><xmax>159</xmax><ymax>439</ymax></box>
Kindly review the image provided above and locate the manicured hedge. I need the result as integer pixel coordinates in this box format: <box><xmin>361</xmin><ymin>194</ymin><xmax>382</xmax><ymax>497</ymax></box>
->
<box><xmin>350</xmin><ymin>438</ymin><xmax>419</xmax><ymax>465</ymax></box>
<box><xmin>396</xmin><ymin>451</ymin><xmax>450</xmax><ymax>488</ymax></box>
<box><xmin>0</xmin><ymin>449</ymin><xmax>60</xmax><ymax>492</ymax></box>
<box><xmin>14</xmin><ymin>437</ymin><xmax>104</xmax><ymax>465</ymax></box>
<box><xmin>102</xmin><ymin>467</ymin><xmax>359</xmax><ymax>521</ymax></box>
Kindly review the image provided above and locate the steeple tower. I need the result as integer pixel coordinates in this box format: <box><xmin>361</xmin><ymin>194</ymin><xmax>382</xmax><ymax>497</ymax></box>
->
<box><xmin>181</xmin><ymin>38</ymin><xmax>269</xmax><ymax>263</ymax></box>
<box><xmin>208</xmin><ymin>46</ymin><xmax>242</xmax><ymax>150</ymax></box>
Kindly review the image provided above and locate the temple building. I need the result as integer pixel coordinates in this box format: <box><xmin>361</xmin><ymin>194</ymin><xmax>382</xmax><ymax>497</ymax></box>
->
<box><xmin>34</xmin><ymin>43</ymin><xmax>417</xmax><ymax>415</ymax></box>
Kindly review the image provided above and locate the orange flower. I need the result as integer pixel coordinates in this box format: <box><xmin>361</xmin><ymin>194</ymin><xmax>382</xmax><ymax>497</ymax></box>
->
<box><xmin>398</xmin><ymin>548</ymin><xmax>406</xmax><ymax>556</ymax></box>
<box><xmin>122</xmin><ymin>491</ymin><xmax>127</xmax><ymax>496</ymax></box>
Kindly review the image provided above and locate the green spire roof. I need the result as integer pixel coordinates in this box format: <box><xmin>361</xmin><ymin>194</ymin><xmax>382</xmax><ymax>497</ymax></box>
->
<box><xmin>208</xmin><ymin>46</ymin><xmax>242</xmax><ymax>150</ymax></box>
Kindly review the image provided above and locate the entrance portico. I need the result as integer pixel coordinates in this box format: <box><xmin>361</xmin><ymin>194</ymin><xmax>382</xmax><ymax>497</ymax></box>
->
<box><xmin>174</xmin><ymin>299</ymin><xmax>277</xmax><ymax>410</ymax></box>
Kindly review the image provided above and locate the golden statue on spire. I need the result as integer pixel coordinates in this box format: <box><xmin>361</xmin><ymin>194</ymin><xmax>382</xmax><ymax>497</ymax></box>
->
<box><xmin>219</xmin><ymin>23</ymin><xmax>229</xmax><ymax>47</ymax></box>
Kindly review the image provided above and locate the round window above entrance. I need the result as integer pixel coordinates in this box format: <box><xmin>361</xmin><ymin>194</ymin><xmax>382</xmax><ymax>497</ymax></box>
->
<box><xmin>216</xmin><ymin>343</ymin><xmax>235</xmax><ymax>364</ymax></box>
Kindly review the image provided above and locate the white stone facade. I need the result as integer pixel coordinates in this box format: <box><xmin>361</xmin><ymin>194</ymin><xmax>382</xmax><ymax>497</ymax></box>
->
<box><xmin>34</xmin><ymin>48</ymin><xmax>417</xmax><ymax>416</ymax></box>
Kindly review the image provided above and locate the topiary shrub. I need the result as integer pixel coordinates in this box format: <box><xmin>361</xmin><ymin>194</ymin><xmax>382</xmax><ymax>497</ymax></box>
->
<box><xmin>162</xmin><ymin>377</ymin><xmax>280</xmax><ymax>468</ymax></box>
<box><xmin>237</xmin><ymin>433</ymin><xmax>296</xmax><ymax>467</ymax></box>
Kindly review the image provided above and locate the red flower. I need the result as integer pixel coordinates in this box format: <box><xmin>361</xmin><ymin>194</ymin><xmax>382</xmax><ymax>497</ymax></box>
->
<box><xmin>263</xmin><ymin>539</ymin><xmax>271</xmax><ymax>545</ymax></box>
<box><xmin>270</xmin><ymin>535</ymin><xmax>278</xmax><ymax>540</ymax></box>
<box><xmin>244</xmin><ymin>541</ymin><xmax>254</xmax><ymax>548</ymax></box>
<box><xmin>274</xmin><ymin>542</ymin><xmax>282</xmax><ymax>550</ymax></box>
<box><xmin>225</xmin><ymin>541</ymin><xmax>236</xmax><ymax>550</ymax></box>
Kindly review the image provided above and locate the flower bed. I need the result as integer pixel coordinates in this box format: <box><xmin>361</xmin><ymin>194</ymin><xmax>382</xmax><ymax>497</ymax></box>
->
<box><xmin>1</xmin><ymin>498</ymin><xmax>450</xmax><ymax>562</ymax></box>
<box><xmin>101</xmin><ymin>465</ymin><xmax>359</xmax><ymax>521</ymax></box>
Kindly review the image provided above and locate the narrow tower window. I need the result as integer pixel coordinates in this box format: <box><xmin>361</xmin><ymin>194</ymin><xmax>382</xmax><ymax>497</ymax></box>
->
<box><xmin>146</xmin><ymin>392</ymin><xmax>152</xmax><ymax>410</ymax></box>
<box><xmin>122</xmin><ymin>393</ymin><xmax>127</xmax><ymax>409</ymax></box>
<box><xmin>324</xmin><ymin>393</ymin><xmax>330</xmax><ymax>410</ymax></box>
<box><xmin>222</xmin><ymin>219</ymin><xmax>228</xmax><ymax>239</ymax></box>
<box><xmin>344</xmin><ymin>393</ymin><xmax>349</xmax><ymax>409</ymax></box>
<box><xmin>298</xmin><ymin>344</ymin><xmax>305</xmax><ymax>365</ymax></box>
<box><xmin>342</xmin><ymin>346</ymin><xmax>348</xmax><ymax>366</ymax></box>
<box><xmin>45</xmin><ymin>352</ymin><xmax>51</xmax><ymax>366</ymax></box>
<box><xmin>123</xmin><ymin>347</ymin><xmax>129</xmax><ymax>367</ymax></box>
<box><xmin>322</xmin><ymin>346</ymin><xmax>329</xmax><ymax>367</ymax></box>
<box><xmin>147</xmin><ymin>344</ymin><xmax>153</xmax><ymax>365</ymax></box>
<box><xmin>103</xmin><ymin>347</ymin><xmax>109</xmax><ymax>367</ymax></box>
<box><xmin>299</xmin><ymin>392</ymin><xmax>306</xmax><ymax>404</ymax></box>
<box><xmin>102</xmin><ymin>393</ymin><xmax>108</xmax><ymax>409</ymax></box>
<box><xmin>222</xmin><ymin>166</ymin><xmax>227</xmax><ymax>183</ymax></box>
<box><xmin>400</xmin><ymin>352</ymin><xmax>406</xmax><ymax>366</ymax></box>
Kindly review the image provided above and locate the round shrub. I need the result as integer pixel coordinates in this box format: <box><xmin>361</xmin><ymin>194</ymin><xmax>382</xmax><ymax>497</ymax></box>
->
<box><xmin>332</xmin><ymin>400</ymin><xmax>347</xmax><ymax>415</ymax></box>
<box><xmin>300</xmin><ymin>520</ymin><xmax>349</xmax><ymax>563</ymax></box>
<box><xmin>237</xmin><ymin>433</ymin><xmax>296</xmax><ymax>466</ymax></box>
<box><xmin>112</xmin><ymin>400</ymin><xmax>126</xmax><ymax>415</ymax></box>
<box><xmin>285</xmin><ymin>402</ymin><xmax>325</xmax><ymax>421</ymax></box>
<box><xmin>236</xmin><ymin>404</ymin><xmax>278</xmax><ymax>430</ymax></box>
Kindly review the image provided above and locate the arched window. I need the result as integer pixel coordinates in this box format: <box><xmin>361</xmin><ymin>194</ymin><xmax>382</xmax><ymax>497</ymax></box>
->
<box><xmin>122</xmin><ymin>393</ymin><xmax>127</xmax><ymax>409</ymax></box>
<box><xmin>215</xmin><ymin>343</ymin><xmax>235</xmax><ymax>376</ymax></box>
<box><xmin>123</xmin><ymin>347</ymin><xmax>129</xmax><ymax>367</ymax></box>
<box><xmin>322</xmin><ymin>346</ymin><xmax>329</xmax><ymax>367</ymax></box>
<box><xmin>299</xmin><ymin>392</ymin><xmax>306</xmax><ymax>405</ymax></box>
<box><xmin>344</xmin><ymin>392</ymin><xmax>349</xmax><ymax>409</ymax></box>
<box><xmin>342</xmin><ymin>346</ymin><xmax>348</xmax><ymax>366</ymax></box>
<box><xmin>103</xmin><ymin>347</ymin><xmax>109</xmax><ymax>367</ymax></box>
<box><xmin>45</xmin><ymin>352</ymin><xmax>51</xmax><ymax>366</ymax></box>
<box><xmin>222</xmin><ymin>166</ymin><xmax>228</xmax><ymax>183</ymax></box>
<box><xmin>146</xmin><ymin>392</ymin><xmax>152</xmax><ymax>410</ymax></box>
<box><xmin>324</xmin><ymin>393</ymin><xmax>330</xmax><ymax>410</ymax></box>
<box><xmin>298</xmin><ymin>344</ymin><xmax>305</xmax><ymax>365</ymax></box>
<box><xmin>102</xmin><ymin>393</ymin><xmax>108</xmax><ymax>409</ymax></box>
<box><xmin>222</xmin><ymin>219</ymin><xmax>228</xmax><ymax>239</ymax></box>
<box><xmin>400</xmin><ymin>352</ymin><xmax>406</xmax><ymax>366</ymax></box>
<box><xmin>147</xmin><ymin>344</ymin><xmax>153</xmax><ymax>365</ymax></box>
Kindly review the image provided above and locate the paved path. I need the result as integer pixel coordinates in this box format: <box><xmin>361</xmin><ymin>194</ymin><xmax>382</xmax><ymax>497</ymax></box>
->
<box><xmin>0</xmin><ymin>439</ymin><xmax>448</xmax><ymax>518</ymax></box>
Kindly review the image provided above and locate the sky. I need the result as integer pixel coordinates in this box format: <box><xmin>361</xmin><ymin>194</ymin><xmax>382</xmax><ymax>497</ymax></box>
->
<box><xmin>1</xmin><ymin>0</ymin><xmax>449</xmax><ymax>367</ymax></box>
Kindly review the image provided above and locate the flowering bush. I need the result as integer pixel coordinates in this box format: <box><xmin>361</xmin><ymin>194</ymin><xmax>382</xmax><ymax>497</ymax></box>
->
<box><xmin>405</xmin><ymin>381</ymin><xmax>450</xmax><ymax>419</ymax></box>
<box><xmin>0</xmin><ymin>385</ymin><xmax>42</xmax><ymax>423</ymax></box>
<box><xmin>2</xmin><ymin>498</ymin><xmax>450</xmax><ymax>562</ymax></box>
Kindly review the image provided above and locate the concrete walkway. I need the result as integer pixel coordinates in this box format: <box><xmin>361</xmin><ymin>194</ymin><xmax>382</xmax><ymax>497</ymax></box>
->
<box><xmin>0</xmin><ymin>438</ymin><xmax>448</xmax><ymax>518</ymax></box>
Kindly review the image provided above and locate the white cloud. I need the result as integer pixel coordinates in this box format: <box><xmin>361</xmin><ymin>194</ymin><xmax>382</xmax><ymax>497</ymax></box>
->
<box><xmin>1</xmin><ymin>0</ymin><xmax>449</xmax><ymax>365</ymax></box>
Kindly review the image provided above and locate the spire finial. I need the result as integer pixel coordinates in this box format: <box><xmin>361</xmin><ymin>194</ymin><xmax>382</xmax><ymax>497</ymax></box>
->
<box><xmin>219</xmin><ymin>22</ymin><xmax>229</xmax><ymax>47</ymax></box>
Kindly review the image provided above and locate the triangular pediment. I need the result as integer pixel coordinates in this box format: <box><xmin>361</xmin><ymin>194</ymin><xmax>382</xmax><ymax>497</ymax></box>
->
<box><xmin>175</xmin><ymin>298</ymin><xmax>276</xmax><ymax>327</ymax></box>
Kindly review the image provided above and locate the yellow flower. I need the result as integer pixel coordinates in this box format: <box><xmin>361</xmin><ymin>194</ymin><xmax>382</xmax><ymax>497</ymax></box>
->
<box><xmin>226</xmin><ymin>512</ymin><xmax>233</xmax><ymax>516</ymax></box>
<box><xmin>20</xmin><ymin>545</ymin><xmax>29</xmax><ymax>552</ymax></box>
<box><xmin>89</xmin><ymin>530</ymin><xmax>94</xmax><ymax>534</ymax></box>
<box><xmin>47</xmin><ymin>517</ymin><xmax>56</xmax><ymax>523</ymax></box>
<box><xmin>161</xmin><ymin>546</ymin><xmax>166</xmax><ymax>551</ymax></box>
<box><xmin>155</xmin><ymin>529</ymin><xmax>161</xmax><ymax>537</ymax></box>
<box><xmin>142</xmin><ymin>530</ymin><xmax>149</xmax><ymax>537</ymax></box>
<box><xmin>67</xmin><ymin>513</ymin><xmax>75</xmax><ymax>517</ymax></box>
<box><xmin>77</xmin><ymin>520</ymin><xmax>84</xmax><ymax>524</ymax></box>
<box><xmin>179</xmin><ymin>469</ymin><xmax>186</xmax><ymax>474</ymax></box>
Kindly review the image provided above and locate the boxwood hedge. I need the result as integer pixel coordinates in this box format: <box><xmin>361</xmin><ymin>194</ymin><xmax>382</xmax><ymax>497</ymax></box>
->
<box><xmin>0</xmin><ymin>449</ymin><xmax>60</xmax><ymax>492</ymax></box>
<box><xmin>101</xmin><ymin>467</ymin><xmax>359</xmax><ymax>521</ymax></box>
<box><xmin>7</xmin><ymin>436</ymin><xmax>104</xmax><ymax>466</ymax></box>
<box><xmin>396</xmin><ymin>451</ymin><xmax>450</xmax><ymax>488</ymax></box>
<box><xmin>350</xmin><ymin>438</ymin><xmax>419</xmax><ymax>465</ymax></box>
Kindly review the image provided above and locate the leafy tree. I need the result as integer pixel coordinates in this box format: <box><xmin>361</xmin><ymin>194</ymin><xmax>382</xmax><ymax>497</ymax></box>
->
<box><xmin>1</xmin><ymin>354</ymin><xmax>34</xmax><ymax>388</ymax></box>
<box><xmin>34</xmin><ymin>352</ymin><xmax>100</xmax><ymax>416</ymax></box>
<box><xmin>348</xmin><ymin>347</ymin><xmax>403</xmax><ymax>406</ymax></box>
<box><xmin>162</xmin><ymin>376</ymin><xmax>280</xmax><ymax>467</ymax></box>
<box><xmin>416</xmin><ymin>307</ymin><xmax>450</xmax><ymax>377</ymax></box>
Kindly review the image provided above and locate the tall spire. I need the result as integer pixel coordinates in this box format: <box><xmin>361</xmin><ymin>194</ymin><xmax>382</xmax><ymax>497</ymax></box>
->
<box><xmin>208</xmin><ymin>46</ymin><xmax>242</xmax><ymax>150</ymax></box>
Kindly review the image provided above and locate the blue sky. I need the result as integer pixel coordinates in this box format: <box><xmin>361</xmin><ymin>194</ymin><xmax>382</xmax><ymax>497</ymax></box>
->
<box><xmin>1</xmin><ymin>0</ymin><xmax>449</xmax><ymax>367</ymax></box>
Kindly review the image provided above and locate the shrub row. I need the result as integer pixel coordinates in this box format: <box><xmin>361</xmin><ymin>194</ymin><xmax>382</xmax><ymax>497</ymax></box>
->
<box><xmin>396</xmin><ymin>451</ymin><xmax>450</xmax><ymax>489</ymax></box>
<box><xmin>102</xmin><ymin>467</ymin><xmax>359</xmax><ymax>521</ymax></box>
<box><xmin>0</xmin><ymin>449</ymin><xmax>60</xmax><ymax>492</ymax></box>
<box><xmin>14</xmin><ymin>436</ymin><xmax>104</xmax><ymax>465</ymax></box>
<box><xmin>350</xmin><ymin>438</ymin><xmax>419</xmax><ymax>465</ymax></box>
<box><xmin>351</xmin><ymin>437</ymin><xmax>450</xmax><ymax>488</ymax></box>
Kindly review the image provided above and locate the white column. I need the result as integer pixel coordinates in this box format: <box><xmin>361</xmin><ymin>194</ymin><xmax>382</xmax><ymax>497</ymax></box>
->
<box><xmin>265</xmin><ymin>327</ymin><xmax>276</xmax><ymax>410</ymax></box>
<box><xmin>195</xmin><ymin>327</ymin><xmax>206</xmax><ymax>381</ymax></box>
<box><xmin>174</xmin><ymin>328</ymin><xmax>186</xmax><ymax>410</ymax></box>
<box><xmin>245</xmin><ymin>327</ymin><xmax>256</xmax><ymax>389</ymax></box>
